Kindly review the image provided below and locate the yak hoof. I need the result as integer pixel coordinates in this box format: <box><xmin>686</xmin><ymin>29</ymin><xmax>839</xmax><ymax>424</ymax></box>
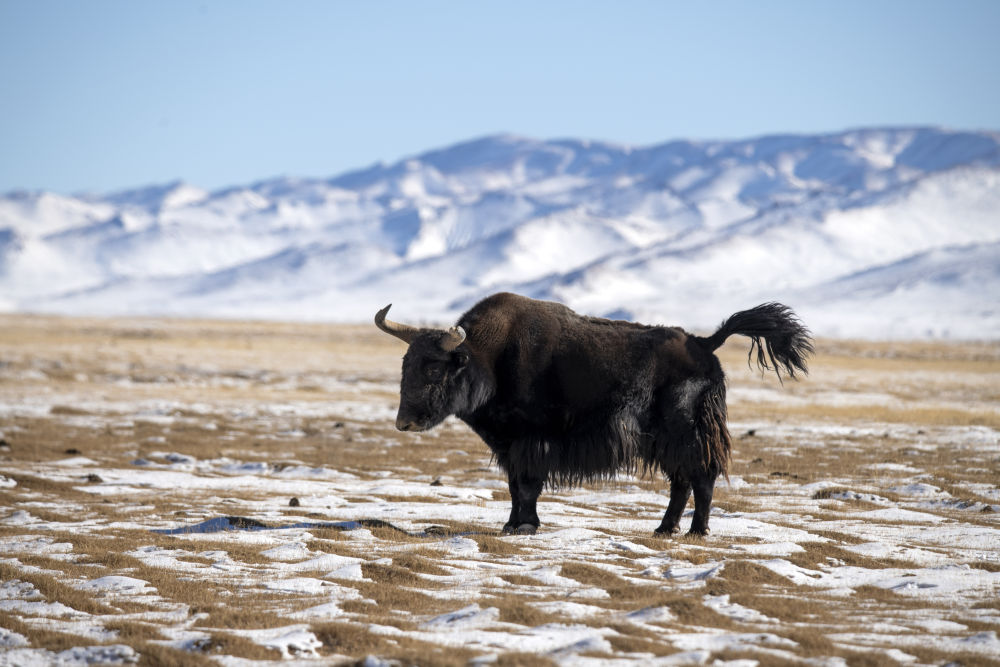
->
<box><xmin>653</xmin><ymin>525</ymin><xmax>680</xmax><ymax>537</ymax></box>
<box><xmin>687</xmin><ymin>527</ymin><xmax>710</xmax><ymax>537</ymax></box>
<box><xmin>502</xmin><ymin>523</ymin><xmax>537</xmax><ymax>535</ymax></box>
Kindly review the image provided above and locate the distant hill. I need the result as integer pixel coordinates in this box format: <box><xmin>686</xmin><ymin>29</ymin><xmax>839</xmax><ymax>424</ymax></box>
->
<box><xmin>2</xmin><ymin>127</ymin><xmax>998</xmax><ymax>339</ymax></box>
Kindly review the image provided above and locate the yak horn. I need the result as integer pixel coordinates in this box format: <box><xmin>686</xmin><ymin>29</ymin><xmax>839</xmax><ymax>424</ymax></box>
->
<box><xmin>441</xmin><ymin>326</ymin><xmax>466</xmax><ymax>352</ymax></box>
<box><xmin>374</xmin><ymin>304</ymin><xmax>420</xmax><ymax>344</ymax></box>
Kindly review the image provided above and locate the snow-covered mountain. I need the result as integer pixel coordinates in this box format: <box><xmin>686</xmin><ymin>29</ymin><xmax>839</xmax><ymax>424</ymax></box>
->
<box><xmin>2</xmin><ymin>127</ymin><xmax>998</xmax><ymax>339</ymax></box>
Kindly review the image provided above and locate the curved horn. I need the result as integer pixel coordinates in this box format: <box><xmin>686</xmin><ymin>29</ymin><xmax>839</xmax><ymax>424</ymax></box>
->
<box><xmin>441</xmin><ymin>326</ymin><xmax>466</xmax><ymax>352</ymax></box>
<box><xmin>374</xmin><ymin>304</ymin><xmax>420</xmax><ymax>344</ymax></box>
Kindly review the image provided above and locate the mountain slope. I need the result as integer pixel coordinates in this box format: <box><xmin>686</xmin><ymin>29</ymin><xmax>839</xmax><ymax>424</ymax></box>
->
<box><xmin>2</xmin><ymin>127</ymin><xmax>998</xmax><ymax>338</ymax></box>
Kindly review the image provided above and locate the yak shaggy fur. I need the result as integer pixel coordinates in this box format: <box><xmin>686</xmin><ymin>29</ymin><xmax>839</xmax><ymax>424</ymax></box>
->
<box><xmin>378</xmin><ymin>292</ymin><xmax>812</xmax><ymax>536</ymax></box>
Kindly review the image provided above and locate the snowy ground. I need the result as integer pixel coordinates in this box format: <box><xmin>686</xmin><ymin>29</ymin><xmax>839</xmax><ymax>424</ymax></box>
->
<box><xmin>1</xmin><ymin>316</ymin><xmax>998</xmax><ymax>666</ymax></box>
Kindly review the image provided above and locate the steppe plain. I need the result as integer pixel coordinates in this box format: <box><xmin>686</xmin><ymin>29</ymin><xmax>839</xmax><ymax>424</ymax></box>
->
<box><xmin>1</xmin><ymin>315</ymin><xmax>998</xmax><ymax>666</ymax></box>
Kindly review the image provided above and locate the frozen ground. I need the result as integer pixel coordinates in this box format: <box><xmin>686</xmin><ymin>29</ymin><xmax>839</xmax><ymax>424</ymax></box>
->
<box><xmin>0</xmin><ymin>316</ymin><xmax>998</xmax><ymax>665</ymax></box>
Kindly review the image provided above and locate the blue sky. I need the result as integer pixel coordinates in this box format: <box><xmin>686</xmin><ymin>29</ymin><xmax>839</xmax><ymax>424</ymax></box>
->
<box><xmin>2</xmin><ymin>0</ymin><xmax>998</xmax><ymax>195</ymax></box>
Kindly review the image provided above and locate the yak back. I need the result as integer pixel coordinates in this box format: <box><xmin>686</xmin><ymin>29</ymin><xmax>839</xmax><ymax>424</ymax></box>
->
<box><xmin>455</xmin><ymin>293</ymin><xmax>727</xmax><ymax>484</ymax></box>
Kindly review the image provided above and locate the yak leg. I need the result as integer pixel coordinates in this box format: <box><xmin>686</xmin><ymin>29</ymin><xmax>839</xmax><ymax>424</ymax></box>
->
<box><xmin>688</xmin><ymin>468</ymin><xmax>718</xmax><ymax>536</ymax></box>
<box><xmin>502</xmin><ymin>472</ymin><xmax>544</xmax><ymax>535</ymax></box>
<box><xmin>654</xmin><ymin>474</ymin><xmax>691</xmax><ymax>535</ymax></box>
<box><xmin>503</xmin><ymin>474</ymin><xmax>522</xmax><ymax>533</ymax></box>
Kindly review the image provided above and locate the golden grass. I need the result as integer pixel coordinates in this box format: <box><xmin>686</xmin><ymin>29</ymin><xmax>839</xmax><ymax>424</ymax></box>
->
<box><xmin>558</xmin><ymin>561</ymin><xmax>615</xmax><ymax>587</ymax></box>
<box><xmin>135</xmin><ymin>643</ymin><xmax>218</xmax><ymax>667</ymax></box>
<box><xmin>785</xmin><ymin>543</ymin><xmax>916</xmax><ymax>571</ymax></box>
<box><xmin>718</xmin><ymin>336</ymin><xmax>1000</xmax><ymax>368</ymax></box>
<box><xmin>0</xmin><ymin>561</ymin><xmax>119</xmax><ymax>616</ymax></box>
<box><xmin>188</xmin><ymin>634</ymin><xmax>282</xmax><ymax>661</ymax></box>
<box><xmin>0</xmin><ymin>610</ymin><xmax>93</xmax><ymax>653</ymax></box>
<box><xmin>495</xmin><ymin>653</ymin><xmax>558</xmax><ymax>667</ymax></box>
<box><xmin>752</xmin><ymin>404</ymin><xmax>1000</xmax><ymax>429</ymax></box>
<box><xmin>101</xmin><ymin>619</ymin><xmax>166</xmax><ymax>644</ymax></box>
<box><xmin>312</xmin><ymin>621</ymin><xmax>480</xmax><ymax>666</ymax></box>
<box><xmin>2</xmin><ymin>471</ymin><xmax>97</xmax><ymax>497</ymax></box>
<box><xmin>500</xmin><ymin>574</ymin><xmax>542</xmax><ymax>587</ymax></box>
<box><xmin>1</xmin><ymin>316</ymin><xmax>997</xmax><ymax>665</ymax></box>
<box><xmin>719</xmin><ymin>560</ymin><xmax>800</xmax><ymax>589</ymax></box>
<box><xmin>347</xmin><ymin>580</ymin><xmax>452</xmax><ymax>617</ymax></box>
<box><xmin>851</xmin><ymin>585</ymin><xmax>928</xmax><ymax>608</ymax></box>
<box><xmin>606</xmin><ymin>633</ymin><xmax>675</xmax><ymax>656</ymax></box>
<box><xmin>469</xmin><ymin>534</ymin><xmax>529</xmax><ymax>557</ymax></box>
<box><xmin>903</xmin><ymin>648</ymin><xmax>1000</xmax><ymax>667</ymax></box>
<box><xmin>192</xmin><ymin>602</ymin><xmax>292</xmax><ymax>631</ymax></box>
<box><xmin>727</xmin><ymin>592</ymin><xmax>832</xmax><ymax>625</ymax></box>
<box><xmin>491</xmin><ymin>597</ymin><xmax>563</xmax><ymax>627</ymax></box>
<box><xmin>391</xmin><ymin>551</ymin><xmax>452</xmax><ymax>577</ymax></box>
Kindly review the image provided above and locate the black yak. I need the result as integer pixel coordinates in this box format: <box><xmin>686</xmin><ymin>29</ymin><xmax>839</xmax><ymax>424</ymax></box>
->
<box><xmin>375</xmin><ymin>292</ymin><xmax>811</xmax><ymax>536</ymax></box>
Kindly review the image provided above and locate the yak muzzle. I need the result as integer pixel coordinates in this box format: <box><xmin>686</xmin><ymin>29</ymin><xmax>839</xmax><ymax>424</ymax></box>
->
<box><xmin>395</xmin><ymin>416</ymin><xmax>423</xmax><ymax>432</ymax></box>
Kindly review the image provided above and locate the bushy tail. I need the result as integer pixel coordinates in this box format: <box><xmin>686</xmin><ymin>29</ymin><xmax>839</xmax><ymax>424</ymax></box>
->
<box><xmin>701</xmin><ymin>303</ymin><xmax>813</xmax><ymax>381</ymax></box>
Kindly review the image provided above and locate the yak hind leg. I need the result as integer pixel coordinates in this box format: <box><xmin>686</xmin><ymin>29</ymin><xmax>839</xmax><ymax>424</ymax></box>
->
<box><xmin>654</xmin><ymin>474</ymin><xmax>691</xmax><ymax>536</ymax></box>
<box><xmin>502</xmin><ymin>472</ymin><xmax>544</xmax><ymax>535</ymax></box>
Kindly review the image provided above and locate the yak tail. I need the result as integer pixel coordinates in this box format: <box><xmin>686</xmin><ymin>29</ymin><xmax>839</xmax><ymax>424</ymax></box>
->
<box><xmin>700</xmin><ymin>303</ymin><xmax>813</xmax><ymax>381</ymax></box>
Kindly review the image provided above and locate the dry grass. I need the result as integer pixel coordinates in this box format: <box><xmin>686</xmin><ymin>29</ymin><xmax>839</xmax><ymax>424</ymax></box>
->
<box><xmin>469</xmin><ymin>534</ymin><xmax>530</xmax><ymax>557</ymax></box>
<box><xmin>192</xmin><ymin>602</ymin><xmax>296</xmax><ymax>631</ymax></box>
<box><xmin>494</xmin><ymin>653</ymin><xmax>558</xmax><ymax>667</ymax></box>
<box><xmin>0</xmin><ymin>316</ymin><xmax>997</xmax><ymax>665</ymax></box>
<box><xmin>765</xmin><ymin>403</ymin><xmax>1000</xmax><ymax>429</ymax></box>
<box><xmin>391</xmin><ymin>550</ymin><xmax>453</xmax><ymax>577</ymax></box>
<box><xmin>312</xmin><ymin>621</ymin><xmax>480</xmax><ymax>666</ymax></box>
<box><xmin>491</xmin><ymin>596</ymin><xmax>564</xmax><ymax>627</ymax></box>
<box><xmin>136</xmin><ymin>642</ymin><xmax>225</xmax><ymax>666</ymax></box>
<box><xmin>0</xmin><ymin>561</ymin><xmax>120</xmax><ymax>616</ymax></box>
<box><xmin>719</xmin><ymin>559</ymin><xmax>802</xmax><ymax>589</ymax></box>
<box><xmin>187</xmin><ymin>634</ymin><xmax>282</xmax><ymax>661</ymax></box>
<box><xmin>0</xmin><ymin>611</ymin><xmax>91</xmax><ymax>654</ymax></box>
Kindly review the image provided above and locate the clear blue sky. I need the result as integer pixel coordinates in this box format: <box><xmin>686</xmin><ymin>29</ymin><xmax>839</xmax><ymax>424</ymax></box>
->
<box><xmin>2</xmin><ymin>0</ymin><xmax>998</xmax><ymax>195</ymax></box>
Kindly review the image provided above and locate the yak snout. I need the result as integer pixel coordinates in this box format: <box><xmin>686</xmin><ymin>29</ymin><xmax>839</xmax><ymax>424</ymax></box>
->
<box><xmin>395</xmin><ymin>416</ymin><xmax>419</xmax><ymax>432</ymax></box>
<box><xmin>395</xmin><ymin>409</ymin><xmax>428</xmax><ymax>432</ymax></box>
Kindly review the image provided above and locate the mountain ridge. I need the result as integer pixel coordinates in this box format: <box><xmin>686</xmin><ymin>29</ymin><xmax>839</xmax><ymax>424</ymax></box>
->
<box><xmin>1</xmin><ymin>126</ymin><xmax>997</xmax><ymax>339</ymax></box>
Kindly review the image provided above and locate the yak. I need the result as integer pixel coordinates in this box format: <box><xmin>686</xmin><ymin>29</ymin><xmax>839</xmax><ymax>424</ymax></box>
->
<box><xmin>375</xmin><ymin>292</ymin><xmax>811</xmax><ymax>537</ymax></box>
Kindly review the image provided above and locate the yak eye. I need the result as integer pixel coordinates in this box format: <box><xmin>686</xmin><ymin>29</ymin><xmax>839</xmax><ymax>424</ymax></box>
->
<box><xmin>425</xmin><ymin>364</ymin><xmax>444</xmax><ymax>380</ymax></box>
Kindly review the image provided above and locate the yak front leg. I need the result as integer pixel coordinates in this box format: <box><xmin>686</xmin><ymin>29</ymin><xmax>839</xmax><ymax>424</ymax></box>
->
<box><xmin>502</xmin><ymin>474</ymin><xmax>522</xmax><ymax>534</ymax></box>
<box><xmin>687</xmin><ymin>468</ymin><xmax>718</xmax><ymax>536</ymax></box>
<box><xmin>502</xmin><ymin>472</ymin><xmax>544</xmax><ymax>535</ymax></box>
<box><xmin>655</xmin><ymin>474</ymin><xmax>691</xmax><ymax>536</ymax></box>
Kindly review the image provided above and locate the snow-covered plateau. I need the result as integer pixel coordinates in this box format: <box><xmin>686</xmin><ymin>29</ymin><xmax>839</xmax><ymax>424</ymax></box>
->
<box><xmin>2</xmin><ymin>127</ymin><xmax>998</xmax><ymax>339</ymax></box>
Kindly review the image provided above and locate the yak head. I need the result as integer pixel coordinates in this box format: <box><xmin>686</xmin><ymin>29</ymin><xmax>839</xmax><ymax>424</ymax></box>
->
<box><xmin>375</xmin><ymin>304</ymin><xmax>473</xmax><ymax>432</ymax></box>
